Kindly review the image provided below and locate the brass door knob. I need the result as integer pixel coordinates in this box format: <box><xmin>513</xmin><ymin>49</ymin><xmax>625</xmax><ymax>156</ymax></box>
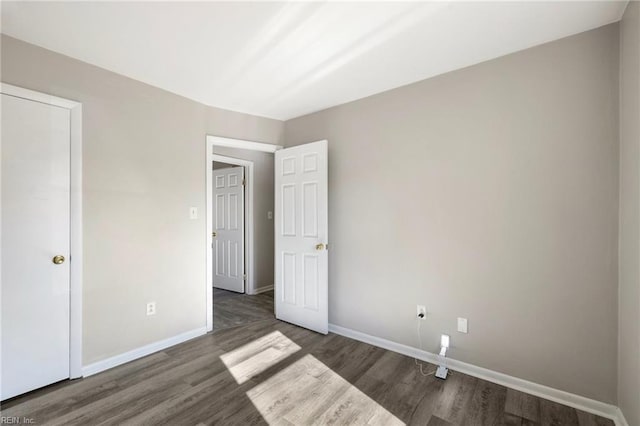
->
<box><xmin>52</xmin><ymin>255</ymin><xmax>65</xmax><ymax>265</ymax></box>
<box><xmin>315</xmin><ymin>243</ymin><xmax>325</xmax><ymax>251</ymax></box>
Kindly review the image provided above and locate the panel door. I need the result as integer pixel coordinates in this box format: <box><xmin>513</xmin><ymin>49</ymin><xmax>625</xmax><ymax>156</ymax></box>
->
<box><xmin>275</xmin><ymin>140</ymin><xmax>328</xmax><ymax>334</ymax></box>
<box><xmin>1</xmin><ymin>93</ymin><xmax>71</xmax><ymax>400</ymax></box>
<box><xmin>212</xmin><ymin>166</ymin><xmax>245</xmax><ymax>293</ymax></box>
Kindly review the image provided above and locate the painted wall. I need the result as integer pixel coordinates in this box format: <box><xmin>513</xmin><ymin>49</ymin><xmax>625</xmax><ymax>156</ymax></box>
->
<box><xmin>1</xmin><ymin>35</ymin><xmax>283</xmax><ymax>365</ymax></box>
<box><xmin>211</xmin><ymin>146</ymin><xmax>275</xmax><ymax>291</ymax></box>
<box><xmin>618</xmin><ymin>2</ymin><xmax>640</xmax><ymax>424</ymax></box>
<box><xmin>285</xmin><ymin>25</ymin><xmax>620</xmax><ymax>403</ymax></box>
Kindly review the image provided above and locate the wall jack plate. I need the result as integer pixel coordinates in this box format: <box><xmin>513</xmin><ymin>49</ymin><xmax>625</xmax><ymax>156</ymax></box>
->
<box><xmin>146</xmin><ymin>302</ymin><xmax>156</xmax><ymax>316</ymax></box>
<box><xmin>435</xmin><ymin>365</ymin><xmax>449</xmax><ymax>380</ymax></box>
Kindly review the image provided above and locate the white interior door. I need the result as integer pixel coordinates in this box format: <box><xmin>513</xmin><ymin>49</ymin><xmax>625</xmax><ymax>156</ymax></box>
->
<box><xmin>212</xmin><ymin>167</ymin><xmax>245</xmax><ymax>293</ymax></box>
<box><xmin>1</xmin><ymin>93</ymin><xmax>71</xmax><ymax>400</ymax></box>
<box><xmin>275</xmin><ymin>140</ymin><xmax>328</xmax><ymax>334</ymax></box>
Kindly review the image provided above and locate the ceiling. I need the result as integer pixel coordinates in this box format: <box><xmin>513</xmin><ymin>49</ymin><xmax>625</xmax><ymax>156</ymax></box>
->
<box><xmin>1</xmin><ymin>1</ymin><xmax>628</xmax><ymax>120</ymax></box>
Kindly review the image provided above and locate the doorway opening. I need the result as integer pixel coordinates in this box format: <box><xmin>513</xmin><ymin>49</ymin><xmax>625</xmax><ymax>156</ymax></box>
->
<box><xmin>206</xmin><ymin>136</ymin><xmax>329</xmax><ymax>336</ymax></box>
<box><xmin>211</xmin><ymin>158</ymin><xmax>274</xmax><ymax>330</ymax></box>
<box><xmin>206</xmin><ymin>137</ymin><xmax>282</xmax><ymax>332</ymax></box>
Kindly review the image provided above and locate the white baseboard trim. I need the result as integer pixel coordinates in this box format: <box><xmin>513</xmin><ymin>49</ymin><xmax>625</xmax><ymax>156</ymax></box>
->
<box><xmin>613</xmin><ymin>408</ymin><xmax>630</xmax><ymax>426</ymax></box>
<box><xmin>613</xmin><ymin>407</ymin><xmax>629</xmax><ymax>426</ymax></box>
<box><xmin>253</xmin><ymin>285</ymin><xmax>274</xmax><ymax>295</ymax></box>
<box><xmin>82</xmin><ymin>327</ymin><xmax>207</xmax><ymax>377</ymax></box>
<box><xmin>328</xmin><ymin>324</ymin><xmax>625</xmax><ymax>426</ymax></box>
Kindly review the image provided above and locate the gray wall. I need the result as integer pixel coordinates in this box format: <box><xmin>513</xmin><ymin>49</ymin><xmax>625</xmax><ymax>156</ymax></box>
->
<box><xmin>285</xmin><ymin>25</ymin><xmax>620</xmax><ymax>403</ymax></box>
<box><xmin>618</xmin><ymin>2</ymin><xmax>640</xmax><ymax>424</ymax></box>
<box><xmin>1</xmin><ymin>35</ymin><xmax>283</xmax><ymax>365</ymax></box>
<box><xmin>211</xmin><ymin>146</ymin><xmax>275</xmax><ymax>291</ymax></box>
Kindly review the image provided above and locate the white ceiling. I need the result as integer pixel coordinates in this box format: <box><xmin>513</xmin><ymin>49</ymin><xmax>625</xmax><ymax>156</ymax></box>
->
<box><xmin>1</xmin><ymin>1</ymin><xmax>628</xmax><ymax>120</ymax></box>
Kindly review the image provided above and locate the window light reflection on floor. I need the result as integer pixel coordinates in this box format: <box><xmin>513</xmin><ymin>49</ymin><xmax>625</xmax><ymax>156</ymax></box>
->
<box><xmin>246</xmin><ymin>354</ymin><xmax>405</xmax><ymax>425</ymax></box>
<box><xmin>220</xmin><ymin>330</ymin><xmax>301</xmax><ymax>385</ymax></box>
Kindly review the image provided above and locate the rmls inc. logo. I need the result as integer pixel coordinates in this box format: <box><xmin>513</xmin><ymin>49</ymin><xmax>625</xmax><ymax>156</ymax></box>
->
<box><xmin>0</xmin><ymin>417</ymin><xmax>35</xmax><ymax>424</ymax></box>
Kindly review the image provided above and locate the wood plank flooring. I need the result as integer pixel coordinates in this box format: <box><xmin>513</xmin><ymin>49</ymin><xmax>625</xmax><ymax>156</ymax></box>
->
<box><xmin>213</xmin><ymin>288</ymin><xmax>274</xmax><ymax>331</ymax></box>
<box><xmin>1</xmin><ymin>317</ymin><xmax>614</xmax><ymax>425</ymax></box>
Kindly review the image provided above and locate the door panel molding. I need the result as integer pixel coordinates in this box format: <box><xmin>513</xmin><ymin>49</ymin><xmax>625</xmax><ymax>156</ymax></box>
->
<box><xmin>0</xmin><ymin>83</ymin><xmax>83</xmax><ymax>383</ymax></box>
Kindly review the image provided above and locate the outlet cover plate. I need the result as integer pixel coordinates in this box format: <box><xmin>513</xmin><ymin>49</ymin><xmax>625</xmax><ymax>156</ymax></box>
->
<box><xmin>146</xmin><ymin>302</ymin><xmax>156</xmax><ymax>316</ymax></box>
<box><xmin>457</xmin><ymin>317</ymin><xmax>468</xmax><ymax>333</ymax></box>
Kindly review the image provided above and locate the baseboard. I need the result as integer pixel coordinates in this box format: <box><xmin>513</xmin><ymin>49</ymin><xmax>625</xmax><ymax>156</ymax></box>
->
<box><xmin>253</xmin><ymin>285</ymin><xmax>273</xmax><ymax>295</ymax></box>
<box><xmin>82</xmin><ymin>327</ymin><xmax>207</xmax><ymax>377</ymax></box>
<box><xmin>328</xmin><ymin>324</ymin><xmax>625</xmax><ymax>426</ymax></box>
<box><xmin>614</xmin><ymin>408</ymin><xmax>630</xmax><ymax>426</ymax></box>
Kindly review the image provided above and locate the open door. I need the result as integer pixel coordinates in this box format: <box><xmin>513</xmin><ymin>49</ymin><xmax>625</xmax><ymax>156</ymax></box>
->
<box><xmin>212</xmin><ymin>166</ymin><xmax>245</xmax><ymax>293</ymax></box>
<box><xmin>275</xmin><ymin>140</ymin><xmax>328</xmax><ymax>334</ymax></box>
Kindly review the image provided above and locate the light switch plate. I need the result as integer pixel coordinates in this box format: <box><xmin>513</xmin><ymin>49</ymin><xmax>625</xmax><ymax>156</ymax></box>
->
<box><xmin>457</xmin><ymin>317</ymin><xmax>468</xmax><ymax>333</ymax></box>
<box><xmin>267</xmin><ymin>211</ymin><xmax>273</xmax><ymax>220</ymax></box>
<box><xmin>189</xmin><ymin>207</ymin><xmax>198</xmax><ymax>220</ymax></box>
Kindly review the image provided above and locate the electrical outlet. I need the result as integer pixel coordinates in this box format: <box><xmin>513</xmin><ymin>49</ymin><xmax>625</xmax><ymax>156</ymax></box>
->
<box><xmin>441</xmin><ymin>334</ymin><xmax>450</xmax><ymax>348</ymax></box>
<box><xmin>416</xmin><ymin>305</ymin><xmax>426</xmax><ymax>320</ymax></box>
<box><xmin>457</xmin><ymin>317</ymin><xmax>468</xmax><ymax>333</ymax></box>
<box><xmin>146</xmin><ymin>302</ymin><xmax>156</xmax><ymax>316</ymax></box>
<box><xmin>267</xmin><ymin>211</ymin><xmax>273</xmax><ymax>220</ymax></box>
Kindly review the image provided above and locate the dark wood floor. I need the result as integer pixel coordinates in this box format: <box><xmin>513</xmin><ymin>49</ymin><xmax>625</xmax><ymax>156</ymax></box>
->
<box><xmin>213</xmin><ymin>288</ymin><xmax>274</xmax><ymax>331</ymax></box>
<box><xmin>1</xmin><ymin>315</ymin><xmax>613</xmax><ymax>425</ymax></box>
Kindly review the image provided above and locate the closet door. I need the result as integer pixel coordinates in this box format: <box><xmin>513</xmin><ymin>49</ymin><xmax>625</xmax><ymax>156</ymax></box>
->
<box><xmin>1</xmin><ymin>93</ymin><xmax>71</xmax><ymax>400</ymax></box>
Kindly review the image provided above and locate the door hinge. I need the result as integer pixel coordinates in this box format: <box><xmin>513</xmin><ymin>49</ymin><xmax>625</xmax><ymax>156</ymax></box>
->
<box><xmin>243</xmin><ymin>274</ymin><xmax>247</xmax><ymax>280</ymax></box>
<box><xmin>242</xmin><ymin>178</ymin><xmax>246</xmax><ymax>186</ymax></box>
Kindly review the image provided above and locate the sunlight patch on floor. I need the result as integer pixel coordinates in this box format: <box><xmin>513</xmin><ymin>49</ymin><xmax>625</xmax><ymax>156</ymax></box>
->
<box><xmin>246</xmin><ymin>354</ymin><xmax>405</xmax><ymax>425</ymax></box>
<box><xmin>220</xmin><ymin>330</ymin><xmax>301</xmax><ymax>384</ymax></box>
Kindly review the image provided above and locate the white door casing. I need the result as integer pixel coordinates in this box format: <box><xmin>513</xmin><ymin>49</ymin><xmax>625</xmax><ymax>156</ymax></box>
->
<box><xmin>212</xmin><ymin>167</ymin><xmax>245</xmax><ymax>293</ymax></box>
<box><xmin>275</xmin><ymin>140</ymin><xmax>328</xmax><ymax>334</ymax></box>
<box><xmin>1</xmin><ymin>93</ymin><xmax>71</xmax><ymax>400</ymax></box>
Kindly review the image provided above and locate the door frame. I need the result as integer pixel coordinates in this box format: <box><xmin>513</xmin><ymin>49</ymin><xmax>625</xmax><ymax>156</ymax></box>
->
<box><xmin>205</xmin><ymin>136</ymin><xmax>283</xmax><ymax>331</ymax></box>
<box><xmin>1</xmin><ymin>83</ymin><xmax>83</xmax><ymax>379</ymax></box>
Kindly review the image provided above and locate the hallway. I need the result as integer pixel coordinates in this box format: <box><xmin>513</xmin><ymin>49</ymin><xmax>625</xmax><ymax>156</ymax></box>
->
<box><xmin>213</xmin><ymin>288</ymin><xmax>274</xmax><ymax>331</ymax></box>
